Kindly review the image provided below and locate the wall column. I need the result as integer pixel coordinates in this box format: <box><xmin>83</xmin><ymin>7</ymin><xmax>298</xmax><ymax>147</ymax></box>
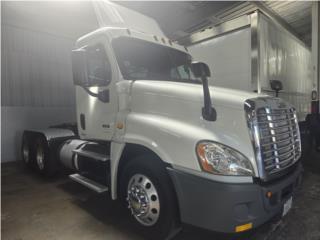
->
<box><xmin>312</xmin><ymin>1</ymin><xmax>319</xmax><ymax>112</ymax></box>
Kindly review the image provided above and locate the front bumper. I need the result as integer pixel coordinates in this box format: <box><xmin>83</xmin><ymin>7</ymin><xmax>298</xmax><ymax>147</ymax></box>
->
<box><xmin>168</xmin><ymin>163</ymin><xmax>303</xmax><ymax>233</ymax></box>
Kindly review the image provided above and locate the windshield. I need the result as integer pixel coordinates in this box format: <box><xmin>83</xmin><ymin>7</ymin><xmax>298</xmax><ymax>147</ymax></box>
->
<box><xmin>112</xmin><ymin>37</ymin><xmax>199</xmax><ymax>83</ymax></box>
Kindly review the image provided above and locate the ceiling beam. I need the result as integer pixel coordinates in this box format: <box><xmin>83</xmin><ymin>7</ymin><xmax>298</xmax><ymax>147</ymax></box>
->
<box><xmin>251</xmin><ymin>1</ymin><xmax>303</xmax><ymax>41</ymax></box>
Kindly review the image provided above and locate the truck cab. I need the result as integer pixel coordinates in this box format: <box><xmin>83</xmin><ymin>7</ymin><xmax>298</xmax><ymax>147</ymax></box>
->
<box><xmin>21</xmin><ymin>27</ymin><xmax>303</xmax><ymax>239</ymax></box>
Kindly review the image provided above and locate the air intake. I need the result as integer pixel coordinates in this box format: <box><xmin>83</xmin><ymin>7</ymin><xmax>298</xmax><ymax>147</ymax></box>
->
<box><xmin>245</xmin><ymin>98</ymin><xmax>301</xmax><ymax>180</ymax></box>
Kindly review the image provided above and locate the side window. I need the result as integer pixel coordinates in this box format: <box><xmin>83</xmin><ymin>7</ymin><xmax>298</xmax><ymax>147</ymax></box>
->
<box><xmin>170</xmin><ymin>65</ymin><xmax>194</xmax><ymax>80</ymax></box>
<box><xmin>86</xmin><ymin>44</ymin><xmax>112</xmax><ymax>86</ymax></box>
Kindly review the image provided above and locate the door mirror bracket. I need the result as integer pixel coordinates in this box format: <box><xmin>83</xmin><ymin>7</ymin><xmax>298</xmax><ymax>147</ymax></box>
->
<box><xmin>97</xmin><ymin>89</ymin><xmax>110</xmax><ymax>103</ymax></box>
<box><xmin>82</xmin><ymin>87</ymin><xmax>110</xmax><ymax>103</ymax></box>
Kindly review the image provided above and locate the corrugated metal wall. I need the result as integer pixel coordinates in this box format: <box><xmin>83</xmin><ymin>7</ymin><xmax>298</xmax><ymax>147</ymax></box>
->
<box><xmin>1</xmin><ymin>24</ymin><xmax>75</xmax><ymax>107</ymax></box>
<box><xmin>1</xmin><ymin>24</ymin><xmax>77</xmax><ymax>162</ymax></box>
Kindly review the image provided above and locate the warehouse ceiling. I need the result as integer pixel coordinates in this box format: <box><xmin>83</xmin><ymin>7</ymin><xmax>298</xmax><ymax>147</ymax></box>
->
<box><xmin>262</xmin><ymin>1</ymin><xmax>312</xmax><ymax>45</ymax></box>
<box><xmin>2</xmin><ymin>1</ymin><xmax>313</xmax><ymax>46</ymax></box>
<box><xmin>117</xmin><ymin>1</ymin><xmax>313</xmax><ymax>46</ymax></box>
<box><xmin>1</xmin><ymin>1</ymin><xmax>98</xmax><ymax>39</ymax></box>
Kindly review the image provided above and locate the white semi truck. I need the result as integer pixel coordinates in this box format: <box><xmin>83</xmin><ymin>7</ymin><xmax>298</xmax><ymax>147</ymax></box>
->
<box><xmin>21</xmin><ymin>4</ymin><xmax>303</xmax><ymax>239</ymax></box>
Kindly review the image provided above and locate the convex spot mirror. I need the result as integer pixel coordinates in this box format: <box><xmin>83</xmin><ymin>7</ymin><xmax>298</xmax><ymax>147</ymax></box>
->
<box><xmin>270</xmin><ymin>80</ymin><xmax>283</xmax><ymax>91</ymax></box>
<box><xmin>270</xmin><ymin>80</ymin><xmax>283</xmax><ymax>97</ymax></box>
<box><xmin>191</xmin><ymin>62</ymin><xmax>211</xmax><ymax>78</ymax></box>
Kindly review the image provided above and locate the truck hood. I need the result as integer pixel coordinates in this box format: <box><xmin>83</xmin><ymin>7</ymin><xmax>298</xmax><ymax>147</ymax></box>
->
<box><xmin>126</xmin><ymin>80</ymin><xmax>265</xmax><ymax>176</ymax></box>
<box><xmin>131</xmin><ymin>80</ymin><xmax>265</xmax><ymax>110</ymax></box>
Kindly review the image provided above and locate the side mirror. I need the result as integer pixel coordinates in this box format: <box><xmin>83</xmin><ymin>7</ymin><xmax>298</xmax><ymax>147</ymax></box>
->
<box><xmin>270</xmin><ymin>80</ymin><xmax>283</xmax><ymax>97</ymax></box>
<box><xmin>191</xmin><ymin>62</ymin><xmax>211</xmax><ymax>78</ymax></box>
<box><xmin>97</xmin><ymin>89</ymin><xmax>110</xmax><ymax>103</ymax></box>
<box><xmin>72</xmin><ymin>48</ymin><xmax>89</xmax><ymax>86</ymax></box>
<box><xmin>191</xmin><ymin>61</ymin><xmax>216</xmax><ymax>121</ymax></box>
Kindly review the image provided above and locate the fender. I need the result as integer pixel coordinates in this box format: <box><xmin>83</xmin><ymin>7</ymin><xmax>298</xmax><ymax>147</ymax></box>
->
<box><xmin>110</xmin><ymin>108</ymin><xmax>258</xmax><ymax>199</ymax></box>
<box><xmin>110</xmin><ymin>139</ymin><xmax>168</xmax><ymax>200</ymax></box>
<box><xmin>110</xmin><ymin>141</ymin><xmax>125</xmax><ymax>200</ymax></box>
<box><xmin>24</xmin><ymin>128</ymin><xmax>75</xmax><ymax>142</ymax></box>
<box><xmin>23</xmin><ymin>128</ymin><xmax>76</xmax><ymax>159</ymax></box>
<box><xmin>109</xmin><ymin>114</ymin><xmax>211</xmax><ymax>200</ymax></box>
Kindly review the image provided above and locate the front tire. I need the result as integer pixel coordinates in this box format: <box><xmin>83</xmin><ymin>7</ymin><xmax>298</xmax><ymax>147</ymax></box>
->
<box><xmin>120</xmin><ymin>155</ymin><xmax>180</xmax><ymax>240</ymax></box>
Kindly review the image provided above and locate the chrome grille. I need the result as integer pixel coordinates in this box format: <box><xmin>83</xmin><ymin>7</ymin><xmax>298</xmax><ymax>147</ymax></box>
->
<box><xmin>245</xmin><ymin>98</ymin><xmax>302</xmax><ymax>180</ymax></box>
<box><xmin>256</xmin><ymin>107</ymin><xmax>301</xmax><ymax>174</ymax></box>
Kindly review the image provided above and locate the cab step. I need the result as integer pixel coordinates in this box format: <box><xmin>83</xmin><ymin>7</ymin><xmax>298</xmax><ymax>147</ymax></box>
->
<box><xmin>69</xmin><ymin>173</ymin><xmax>108</xmax><ymax>193</ymax></box>
<box><xmin>73</xmin><ymin>148</ymin><xmax>110</xmax><ymax>162</ymax></box>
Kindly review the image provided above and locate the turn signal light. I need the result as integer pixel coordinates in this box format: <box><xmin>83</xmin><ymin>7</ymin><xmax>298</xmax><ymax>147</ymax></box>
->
<box><xmin>116</xmin><ymin>122</ymin><xmax>124</xmax><ymax>129</ymax></box>
<box><xmin>266</xmin><ymin>191</ymin><xmax>273</xmax><ymax>198</ymax></box>
<box><xmin>196</xmin><ymin>143</ymin><xmax>214</xmax><ymax>173</ymax></box>
<box><xmin>235</xmin><ymin>222</ymin><xmax>252</xmax><ymax>232</ymax></box>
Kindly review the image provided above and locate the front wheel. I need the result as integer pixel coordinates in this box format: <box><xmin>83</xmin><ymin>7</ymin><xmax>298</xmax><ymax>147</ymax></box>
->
<box><xmin>120</xmin><ymin>155</ymin><xmax>180</xmax><ymax>240</ymax></box>
<box><xmin>127</xmin><ymin>173</ymin><xmax>161</xmax><ymax>226</ymax></box>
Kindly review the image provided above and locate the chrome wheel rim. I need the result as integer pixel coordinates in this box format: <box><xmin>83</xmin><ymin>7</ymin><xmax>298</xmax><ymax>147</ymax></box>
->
<box><xmin>127</xmin><ymin>174</ymin><xmax>160</xmax><ymax>226</ymax></box>
<box><xmin>22</xmin><ymin>143</ymin><xmax>29</xmax><ymax>163</ymax></box>
<box><xmin>36</xmin><ymin>143</ymin><xmax>45</xmax><ymax>170</ymax></box>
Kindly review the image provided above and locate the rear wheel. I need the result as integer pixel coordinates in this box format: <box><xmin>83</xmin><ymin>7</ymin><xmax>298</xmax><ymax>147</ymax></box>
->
<box><xmin>21</xmin><ymin>135</ymin><xmax>32</xmax><ymax>168</ymax></box>
<box><xmin>35</xmin><ymin>139</ymin><xmax>45</xmax><ymax>171</ymax></box>
<box><xmin>34</xmin><ymin>136</ymin><xmax>58</xmax><ymax>177</ymax></box>
<box><xmin>120</xmin><ymin>155</ymin><xmax>180</xmax><ymax>240</ymax></box>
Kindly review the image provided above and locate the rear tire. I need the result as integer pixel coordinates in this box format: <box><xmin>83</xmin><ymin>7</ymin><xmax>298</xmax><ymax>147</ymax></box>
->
<box><xmin>21</xmin><ymin>134</ymin><xmax>33</xmax><ymax>168</ymax></box>
<box><xmin>120</xmin><ymin>155</ymin><xmax>180</xmax><ymax>240</ymax></box>
<box><xmin>34</xmin><ymin>136</ymin><xmax>58</xmax><ymax>177</ymax></box>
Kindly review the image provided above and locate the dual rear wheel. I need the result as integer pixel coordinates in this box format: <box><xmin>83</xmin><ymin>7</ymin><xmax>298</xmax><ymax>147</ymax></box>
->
<box><xmin>21</xmin><ymin>134</ymin><xmax>57</xmax><ymax>176</ymax></box>
<box><xmin>22</xmin><ymin>135</ymin><xmax>31</xmax><ymax>166</ymax></box>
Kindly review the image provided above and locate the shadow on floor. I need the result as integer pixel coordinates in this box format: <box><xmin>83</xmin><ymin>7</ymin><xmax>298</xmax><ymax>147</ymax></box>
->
<box><xmin>2</xmin><ymin>148</ymin><xmax>320</xmax><ymax>240</ymax></box>
<box><xmin>57</xmin><ymin>181</ymin><xmax>140</xmax><ymax>236</ymax></box>
<box><xmin>57</xmin><ymin>179</ymin><xmax>257</xmax><ymax>240</ymax></box>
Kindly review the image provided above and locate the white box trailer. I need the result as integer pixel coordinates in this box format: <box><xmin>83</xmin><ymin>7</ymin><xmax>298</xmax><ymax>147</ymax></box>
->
<box><xmin>187</xmin><ymin>11</ymin><xmax>317</xmax><ymax>123</ymax></box>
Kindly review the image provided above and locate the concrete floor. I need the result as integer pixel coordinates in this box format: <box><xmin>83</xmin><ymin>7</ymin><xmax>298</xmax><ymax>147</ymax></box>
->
<box><xmin>2</xmin><ymin>150</ymin><xmax>320</xmax><ymax>240</ymax></box>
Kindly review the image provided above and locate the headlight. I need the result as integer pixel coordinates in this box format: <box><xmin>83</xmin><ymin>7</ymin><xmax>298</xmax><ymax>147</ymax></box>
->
<box><xmin>196</xmin><ymin>141</ymin><xmax>253</xmax><ymax>176</ymax></box>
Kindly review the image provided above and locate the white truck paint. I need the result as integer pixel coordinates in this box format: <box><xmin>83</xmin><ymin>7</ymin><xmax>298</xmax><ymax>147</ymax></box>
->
<box><xmin>92</xmin><ymin>0</ymin><xmax>166</xmax><ymax>37</ymax></box>
<box><xmin>21</xmin><ymin>5</ymin><xmax>303</xmax><ymax>238</ymax></box>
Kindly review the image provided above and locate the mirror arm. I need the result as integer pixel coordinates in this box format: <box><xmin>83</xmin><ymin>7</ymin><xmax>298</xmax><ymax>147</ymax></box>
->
<box><xmin>83</xmin><ymin>86</ymin><xmax>99</xmax><ymax>98</ymax></box>
<box><xmin>201</xmin><ymin>75</ymin><xmax>216</xmax><ymax>121</ymax></box>
<box><xmin>82</xmin><ymin>86</ymin><xmax>109</xmax><ymax>103</ymax></box>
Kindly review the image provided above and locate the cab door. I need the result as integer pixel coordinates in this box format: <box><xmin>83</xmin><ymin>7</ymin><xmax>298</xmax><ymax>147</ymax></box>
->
<box><xmin>75</xmin><ymin>38</ymin><xmax>118</xmax><ymax>141</ymax></box>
